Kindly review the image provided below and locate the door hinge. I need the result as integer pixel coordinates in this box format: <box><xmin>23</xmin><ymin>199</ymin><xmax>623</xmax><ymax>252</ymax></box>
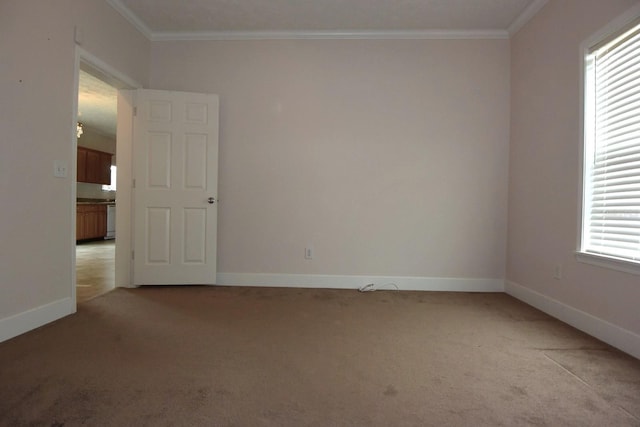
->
<box><xmin>131</xmin><ymin>250</ymin><xmax>135</xmax><ymax>260</ymax></box>
<box><xmin>132</xmin><ymin>178</ymin><xmax>136</xmax><ymax>188</ymax></box>
<box><xmin>133</xmin><ymin>106</ymin><xmax>137</xmax><ymax>116</ymax></box>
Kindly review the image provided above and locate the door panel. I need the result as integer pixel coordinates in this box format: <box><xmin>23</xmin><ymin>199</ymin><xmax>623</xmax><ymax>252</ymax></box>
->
<box><xmin>147</xmin><ymin>132</ymin><xmax>172</xmax><ymax>189</ymax></box>
<box><xmin>184</xmin><ymin>134</ymin><xmax>208</xmax><ymax>189</ymax></box>
<box><xmin>183</xmin><ymin>208</ymin><xmax>207</xmax><ymax>263</ymax></box>
<box><xmin>146</xmin><ymin>207</ymin><xmax>171</xmax><ymax>264</ymax></box>
<box><xmin>133</xmin><ymin>89</ymin><xmax>219</xmax><ymax>285</ymax></box>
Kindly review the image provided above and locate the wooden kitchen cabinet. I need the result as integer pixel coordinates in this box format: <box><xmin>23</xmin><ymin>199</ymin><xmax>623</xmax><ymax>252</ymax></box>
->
<box><xmin>77</xmin><ymin>148</ymin><xmax>87</xmax><ymax>182</ymax></box>
<box><xmin>77</xmin><ymin>146</ymin><xmax>112</xmax><ymax>185</ymax></box>
<box><xmin>76</xmin><ymin>204</ymin><xmax>107</xmax><ymax>241</ymax></box>
<box><xmin>85</xmin><ymin>149</ymin><xmax>100</xmax><ymax>183</ymax></box>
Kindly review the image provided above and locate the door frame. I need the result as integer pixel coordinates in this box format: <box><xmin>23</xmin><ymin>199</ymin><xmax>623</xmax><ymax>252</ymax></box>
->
<box><xmin>72</xmin><ymin>47</ymin><xmax>142</xmax><ymax>304</ymax></box>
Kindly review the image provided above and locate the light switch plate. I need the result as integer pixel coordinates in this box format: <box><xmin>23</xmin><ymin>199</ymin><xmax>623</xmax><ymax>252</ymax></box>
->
<box><xmin>54</xmin><ymin>160</ymin><xmax>68</xmax><ymax>178</ymax></box>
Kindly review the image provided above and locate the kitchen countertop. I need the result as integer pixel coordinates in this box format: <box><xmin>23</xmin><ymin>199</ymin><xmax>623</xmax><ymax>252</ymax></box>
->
<box><xmin>77</xmin><ymin>198</ymin><xmax>116</xmax><ymax>205</ymax></box>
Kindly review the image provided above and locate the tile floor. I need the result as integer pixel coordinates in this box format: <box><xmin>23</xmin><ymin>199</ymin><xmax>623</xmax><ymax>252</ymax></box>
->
<box><xmin>76</xmin><ymin>239</ymin><xmax>115</xmax><ymax>303</ymax></box>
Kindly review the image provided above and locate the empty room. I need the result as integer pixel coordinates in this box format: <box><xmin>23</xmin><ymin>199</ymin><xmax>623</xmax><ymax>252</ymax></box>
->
<box><xmin>1</xmin><ymin>0</ymin><xmax>639</xmax><ymax>425</ymax></box>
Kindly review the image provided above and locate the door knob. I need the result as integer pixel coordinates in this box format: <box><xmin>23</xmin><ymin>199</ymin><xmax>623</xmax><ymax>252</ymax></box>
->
<box><xmin>207</xmin><ymin>197</ymin><xmax>216</xmax><ymax>204</ymax></box>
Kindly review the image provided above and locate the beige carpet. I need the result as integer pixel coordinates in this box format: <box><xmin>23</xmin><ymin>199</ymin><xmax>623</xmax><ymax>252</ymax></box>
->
<box><xmin>1</xmin><ymin>286</ymin><xmax>639</xmax><ymax>426</ymax></box>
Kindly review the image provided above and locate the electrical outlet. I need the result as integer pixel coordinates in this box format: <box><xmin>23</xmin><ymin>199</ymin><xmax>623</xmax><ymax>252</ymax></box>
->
<box><xmin>553</xmin><ymin>264</ymin><xmax>562</xmax><ymax>280</ymax></box>
<box><xmin>305</xmin><ymin>247</ymin><xmax>313</xmax><ymax>260</ymax></box>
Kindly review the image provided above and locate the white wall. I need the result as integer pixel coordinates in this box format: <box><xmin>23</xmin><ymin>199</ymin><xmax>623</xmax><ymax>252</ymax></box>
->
<box><xmin>77</xmin><ymin>182</ymin><xmax>114</xmax><ymax>200</ymax></box>
<box><xmin>150</xmin><ymin>39</ymin><xmax>510</xmax><ymax>284</ymax></box>
<box><xmin>4</xmin><ymin>0</ymin><xmax>636</xmax><ymax>356</ymax></box>
<box><xmin>78</xmin><ymin>126</ymin><xmax>116</xmax><ymax>155</ymax></box>
<box><xmin>0</xmin><ymin>0</ymin><xmax>149</xmax><ymax>340</ymax></box>
<box><xmin>508</xmin><ymin>0</ymin><xmax>640</xmax><ymax>342</ymax></box>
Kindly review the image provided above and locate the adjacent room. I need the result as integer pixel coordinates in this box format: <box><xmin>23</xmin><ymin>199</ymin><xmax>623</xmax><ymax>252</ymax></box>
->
<box><xmin>1</xmin><ymin>0</ymin><xmax>639</xmax><ymax>425</ymax></box>
<box><xmin>75</xmin><ymin>67</ymin><xmax>118</xmax><ymax>303</ymax></box>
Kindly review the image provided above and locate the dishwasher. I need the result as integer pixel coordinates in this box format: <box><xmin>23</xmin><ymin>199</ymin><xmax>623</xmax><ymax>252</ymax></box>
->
<box><xmin>105</xmin><ymin>204</ymin><xmax>116</xmax><ymax>240</ymax></box>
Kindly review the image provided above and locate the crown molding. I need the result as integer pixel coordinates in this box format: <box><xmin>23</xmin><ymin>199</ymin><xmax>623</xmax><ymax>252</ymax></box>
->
<box><xmin>106</xmin><ymin>0</ymin><xmax>153</xmax><ymax>40</ymax></box>
<box><xmin>150</xmin><ymin>29</ymin><xmax>508</xmax><ymax>41</ymax></box>
<box><xmin>508</xmin><ymin>0</ymin><xmax>549</xmax><ymax>36</ymax></box>
<box><xmin>108</xmin><ymin>0</ymin><xmax>551</xmax><ymax>42</ymax></box>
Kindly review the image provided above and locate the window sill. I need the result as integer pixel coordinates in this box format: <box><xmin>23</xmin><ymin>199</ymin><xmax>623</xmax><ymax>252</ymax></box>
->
<box><xmin>575</xmin><ymin>252</ymin><xmax>640</xmax><ymax>276</ymax></box>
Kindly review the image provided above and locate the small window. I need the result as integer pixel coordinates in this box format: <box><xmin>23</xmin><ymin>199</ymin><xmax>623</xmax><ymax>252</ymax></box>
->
<box><xmin>102</xmin><ymin>165</ymin><xmax>117</xmax><ymax>192</ymax></box>
<box><xmin>579</xmin><ymin>18</ymin><xmax>640</xmax><ymax>273</ymax></box>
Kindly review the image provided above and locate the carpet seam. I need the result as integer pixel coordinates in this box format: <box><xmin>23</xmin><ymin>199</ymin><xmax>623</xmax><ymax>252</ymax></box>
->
<box><xmin>543</xmin><ymin>352</ymin><xmax>640</xmax><ymax>422</ymax></box>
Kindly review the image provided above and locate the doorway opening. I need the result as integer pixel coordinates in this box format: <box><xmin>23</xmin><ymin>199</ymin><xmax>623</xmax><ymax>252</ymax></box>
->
<box><xmin>73</xmin><ymin>50</ymin><xmax>140</xmax><ymax>303</ymax></box>
<box><xmin>75</xmin><ymin>65</ymin><xmax>118</xmax><ymax>303</ymax></box>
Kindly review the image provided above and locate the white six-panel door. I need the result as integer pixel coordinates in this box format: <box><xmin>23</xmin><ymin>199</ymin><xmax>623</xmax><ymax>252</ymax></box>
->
<box><xmin>133</xmin><ymin>89</ymin><xmax>219</xmax><ymax>285</ymax></box>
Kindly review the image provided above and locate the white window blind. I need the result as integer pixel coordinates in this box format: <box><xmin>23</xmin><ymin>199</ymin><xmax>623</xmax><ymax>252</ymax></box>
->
<box><xmin>583</xmin><ymin>21</ymin><xmax>640</xmax><ymax>263</ymax></box>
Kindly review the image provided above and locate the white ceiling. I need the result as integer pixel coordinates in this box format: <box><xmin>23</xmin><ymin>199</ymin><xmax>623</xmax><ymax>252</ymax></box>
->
<box><xmin>78</xmin><ymin>69</ymin><xmax>118</xmax><ymax>138</ymax></box>
<box><xmin>109</xmin><ymin>0</ymin><xmax>548</xmax><ymax>39</ymax></box>
<box><xmin>80</xmin><ymin>0</ymin><xmax>548</xmax><ymax>138</ymax></box>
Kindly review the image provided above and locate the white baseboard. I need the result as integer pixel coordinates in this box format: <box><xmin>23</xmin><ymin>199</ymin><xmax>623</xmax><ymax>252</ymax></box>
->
<box><xmin>0</xmin><ymin>298</ymin><xmax>75</xmax><ymax>343</ymax></box>
<box><xmin>505</xmin><ymin>281</ymin><xmax>640</xmax><ymax>360</ymax></box>
<box><xmin>217</xmin><ymin>273</ymin><xmax>505</xmax><ymax>292</ymax></box>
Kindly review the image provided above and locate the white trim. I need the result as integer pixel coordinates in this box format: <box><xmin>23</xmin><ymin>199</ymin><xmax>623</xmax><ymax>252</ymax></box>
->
<box><xmin>216</xmin><ymin>273</ymin><xmax>504</xmax><ymax>292</ymax></box>
<box><xmin>575</xmin><ymin>252</ymin><xmax>640</xmax><ymax>276</ymax></box>
<box><xmin>115</xmin><ymin>90</ymin><xmax>137</xmax><ymax>289</ymax></box>
<box><xmin>77</xmin><ymin>48</ymin><xmax>142</xmax><ymax>90</ymax></box>
<box><xmin>580</xmin><ymin>2</ymin><xmax>640</xmax><ymax>50</ymax></box>
<box><xmin>0</xmin><ymin>298</ymin><xmax>75</xmax><ymax>343</ymax></box>
<box><xmin>508</xmin><ymin>0</ymin><xmax>549</xmax><ymax>36</ymax></box>
<box><xmin>150</xmin><ymin>29</ymin><xmax>508</xmax><ymax>41</ymax></box>
<box><xmin>106</xmin><ymin>0</ymin><xmax>552</xmax><ymax>41</ymax></box>
<box><xmin>505</xmin><ymin>281</ymin><xmax>640</xmax><ymax>360</ymax></box>
<box><xmin>75</xmin><ymin>49</ymin><xmax>141</xmax><ymax>294</ymax></box>
<box><xmin>106</xmin><ymin>0</ymin><xmax>557</xmax><ymax>41</ymax></box>
<box><xmin>71</xmin><ymin>48</ymin><xmax>81</xmax><ymax>308</ymax></box>
<box><xmin>578</xmin><ymin>34</ymin><xmax>590</xmax><ymax>268</ymax></box>
<box><xmin>577</xmin><ymin>3</ymin><xmax>640</xmax><ymax>270</ymax></box>
<box><xmin>106</xmin><ymin>0</ymin><xmax>153</xmax><ymax>40</ymax></box>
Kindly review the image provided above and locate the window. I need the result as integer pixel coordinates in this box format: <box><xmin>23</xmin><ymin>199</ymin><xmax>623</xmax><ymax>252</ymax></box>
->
<box><xmin>579</xmin><ymin>18</ymin><xmax>640</xmax><ymax>273</ymax></box>
<box><xmin>102</xmin><ymin>165</ymin><xmax>117</xmax><ymax>192</ymax></box>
